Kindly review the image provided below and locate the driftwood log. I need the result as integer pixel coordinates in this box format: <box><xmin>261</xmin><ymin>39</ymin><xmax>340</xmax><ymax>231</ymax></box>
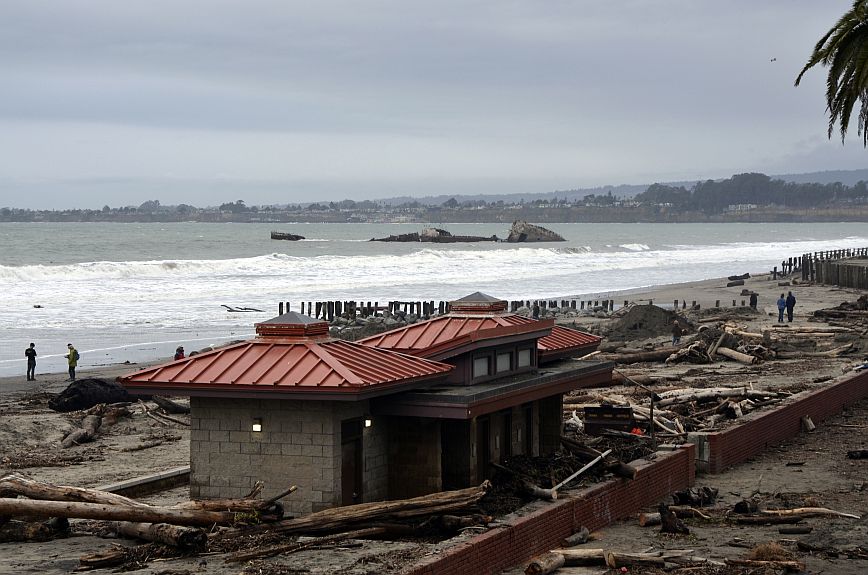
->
<box><xmin>638</xmin><ymin>506</ymin><xmax>710</xmax><ymax>526</ymax></box>
<box><xmin>226</xmin><ymin>526</ymin><xmax>387</xmax><ymax>563</ymax></box>
<box><xmin>114</xmin><ymin>521</ymin><xmax>206</xmax><ymax>552</ymax></box>
<box><xmin>151</xmin><ymin>395</ymin><xmax>190</xmax><ymax>414</ymax></box>
<box><xmin>0</xmin><ymin>474</ymin><xmax>286</xmax><ymax>517</ymax></box>
<box><xmin>658</xmin><ymin>503</ymin><xmax>689</xmax><ymax>534</ymax></box>
<box><xmin>61</xmin><ymin>414</ymin><xmax>102</xmax><ymax>448</ymax></box>
<box><xmin>0</xmin><ymin>474</ymin><xmax>148</xmax><ymax>507</ymax></box>
<box><xmin>0</xmin><ymin>498</ymin><xmax>242</xmax><ymax>526</ymax></box>
<box><xmin>562</xmin><ymin>526</ymin><xmax>591</xmax><ymax>547</ymax></box>
<box><xmin>726</xmin><ymin>558</ymin><xmax>805</xmax><ymax>570</ymax></box>
<box><xmin>525</xmin><ymin>551</ymin><xmax>566</xmax><ymax>575</ymax></box>
<box><xmin>598</xmin><ymin>347</ymin><xmax>679</xmax><ymax>364</ymax></box>
<box><xmin>218</xmin><ymin>481</ymin><xmax>491</xmax><ymax>538</ymax></box>
<box><xmin>0</xmin><ymin>518</ymin><xmax>68</xmax><ymax>542</ymax></box>
<box><xmin>79</xmin><ymin>549</ymin><xmax>127</xmax><ymax>570</ymax></box>
<box><xmin>715</xmin><ymin>347</ymin><xmax>757</xmax><ymax>365</ymax></box>
<box><xmin>760</xmin><ymin>507</ymin><xmax>860</xmax><ymax>519</ymax></box>
<box><xmin>560</xmin><ymin>548</ymin><xmax>606</xmax><ymax>565</ymax></box>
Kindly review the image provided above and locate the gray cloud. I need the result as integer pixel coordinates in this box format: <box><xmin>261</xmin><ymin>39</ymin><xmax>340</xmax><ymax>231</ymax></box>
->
<box><xmin>0</xmin><ymin>0</ymin><xmax>862</xmax><ymax>208</ymax></box>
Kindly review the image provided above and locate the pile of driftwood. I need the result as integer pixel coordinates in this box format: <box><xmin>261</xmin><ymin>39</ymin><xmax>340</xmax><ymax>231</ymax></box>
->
<box><xmin>565</xmin><ymin>386</ymin><xmax>792</xmax><ymax>435</ymax></box>
<box><xmin>599</xmin><ymin>316</ymin><xmax>858</xmax><ymax>367</ymax></box>
<box><xmin>59</xmin><ymin>395</ymin><xmax>190</xmax><ymax>449</ymax></box>
<box><xmin>0</xmin><ymin>473</ymin><xmax>492</xmax><ymax>570</ymax></box>
<box><xmin>522</xmin><ymin>490</ymin><xmax>861</xmax><ymax>574</ymax></box>
<box><xmin>61</xmin><ymin>403</ymin><xmax>132</xmax><ymax>448</ymax></box>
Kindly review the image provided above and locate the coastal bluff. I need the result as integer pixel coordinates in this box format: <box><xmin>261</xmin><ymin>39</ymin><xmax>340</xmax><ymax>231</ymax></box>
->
<box><xmin>506</xmin><ymin>220</ymin><xmax>565</xmax><ymax>242</ymax></box>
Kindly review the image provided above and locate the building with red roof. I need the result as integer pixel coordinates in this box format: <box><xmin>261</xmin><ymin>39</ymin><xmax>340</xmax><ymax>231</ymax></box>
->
<box><xmin>118</xmin><ymin>294</ymin><xmax>611</xmax><ymax>514</ymax></box>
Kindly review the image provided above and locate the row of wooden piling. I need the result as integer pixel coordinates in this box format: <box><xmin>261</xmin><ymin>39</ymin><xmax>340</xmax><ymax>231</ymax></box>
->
<box><xmin>774</xmin><ymin>247</ymin><xmax>868</xmax><ymax>281</ymax></box>
<box><xmin>277</xmin><ymin>299</ymin><xmax>622</xmax><ymax>321</ymax></box>
<box><xmin>277</xmin><ymin>295</ymin><xmax>770</xmax><ymax>322</ymax></box>
<box><xmin>801</xmin><ymin>247</ymin><xmax>868</xmax><ymax>289</ymax></box>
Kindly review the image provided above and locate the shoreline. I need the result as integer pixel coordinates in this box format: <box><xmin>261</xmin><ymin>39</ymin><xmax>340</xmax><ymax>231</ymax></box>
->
<box><xmin>3</xmin><ymin>269</ymin><xmax>851</xmax><ymax>387</ymax></box>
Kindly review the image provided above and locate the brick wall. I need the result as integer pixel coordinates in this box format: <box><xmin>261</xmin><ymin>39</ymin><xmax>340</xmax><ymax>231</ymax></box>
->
<box><xmin>403</xmin><ymin>444</ymin><xmax>695</xmax><ymax>575</ymax></box>
<box><xmin>190</xmin><ymin>397</ymin><xmax>386</xmax><ymax>515</ymax></box>
<box><xmin>691</xmin><ymin>371</ymin><xmax>868</xmax><ymax>473</ymax></box>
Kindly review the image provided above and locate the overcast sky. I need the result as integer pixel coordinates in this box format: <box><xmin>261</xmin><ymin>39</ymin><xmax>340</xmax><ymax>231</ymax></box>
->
<box><xmin>1</xmin><ymin>1</ymin><xmax>865</xmax><ymax>209</ymax></box>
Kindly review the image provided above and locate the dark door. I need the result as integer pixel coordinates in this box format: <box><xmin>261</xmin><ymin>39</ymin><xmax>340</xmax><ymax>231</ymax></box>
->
<box><xmin>476</xmin><ymin>417</ymin><xmax>490</xmax><ymax>483</ymax></box>
<box><xmin>341</xmin><ymin>419</ymin><xmax>363</xmax><ymax>505</ymax></box>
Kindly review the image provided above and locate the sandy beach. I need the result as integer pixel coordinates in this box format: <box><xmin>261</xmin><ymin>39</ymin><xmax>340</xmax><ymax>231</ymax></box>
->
<box><xmin>1</xmin><ymin>271</ymin><xmax>866</xmax><ymax>574</ymax></box>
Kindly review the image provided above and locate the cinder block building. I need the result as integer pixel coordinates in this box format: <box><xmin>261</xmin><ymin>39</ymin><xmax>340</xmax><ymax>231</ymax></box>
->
<box><xmin>119</xmin><ymin>293</ymin><xmax>611</xmax><ymax>515</ymax></box>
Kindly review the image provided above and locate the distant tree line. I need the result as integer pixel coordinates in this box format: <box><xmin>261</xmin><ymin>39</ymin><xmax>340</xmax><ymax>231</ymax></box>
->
<box><xmin>635</xmin><ymin>172</ymin><xmax>868</xmax><ymax>213</ymax></box>
<box><xmin>2</xmin><ymin>172</ymin><xmax>868</xmax><ymax>223</ymax></box>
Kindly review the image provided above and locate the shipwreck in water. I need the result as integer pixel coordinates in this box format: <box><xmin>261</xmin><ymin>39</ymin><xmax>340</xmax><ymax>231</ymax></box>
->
<box><xmin>506</xmin><ymin>220</ymin><xmax>565</xmax><ymax>242</ymax></box>
<box><xmin>370</xmin><ymin>222</ymin><xmax>565</xmax><ymax>243</ymax></box>
<box><xmin>271</xmin><ymin>231</ymin><xmax>305</xmax><ymax>241</ymax></box>
<box><xmin>370</xmin><ymin>227</ymin><xmax>499</xmax><ymax>243</ymax></box>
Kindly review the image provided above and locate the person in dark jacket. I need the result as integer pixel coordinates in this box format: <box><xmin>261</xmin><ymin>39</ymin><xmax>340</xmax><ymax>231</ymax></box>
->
<box><xmin>777</xmin><ymin>294</ymin><xmax>786</xmax><ymax>323</ymax></box>
<box><xmin>174</xmin><ymin>346</ymin><xmax>185</xmax><ymax>361</ymax></box>
<box><xmin>25</xmin><ymin>342</ymin><xmax>37</xmax><ymax>381</ymax></box>
<box><xmin>749</xmin><ymin>292</ymin><xmax>758</xmax><ymax>309</ymax></box>
<box><xmin>671</xmin><ymin>320</ymin><xmax>683</xmax><ymax>345</ymax></box>
<box><xmin>785</xmin><ymin>291</ymin><xmax>796</xmax><ymax>322</ymax></box>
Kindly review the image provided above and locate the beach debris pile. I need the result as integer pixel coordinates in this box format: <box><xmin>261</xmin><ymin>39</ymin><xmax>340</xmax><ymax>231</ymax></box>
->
<box><xmin>60</xmin><ymin>402</ymin><xmax>132</xmax><ymax>449</ymax></box>
<box><xmin>520</xmin><ymin>487</ymin><xmax>862</xmax><ymax>575</ymax></box>
<box><xmin>565</xmin><ymin>384</ymin><xmax>797</xmax><ymax>435</ymax></box>
<box><xmin>0</xmin><ymin>473</ymin><xmax>491</xmax><ymax>571</ymax></box>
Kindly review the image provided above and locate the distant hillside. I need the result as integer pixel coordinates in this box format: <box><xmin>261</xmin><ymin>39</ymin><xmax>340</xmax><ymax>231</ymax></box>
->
<box><xmin>771</xmin><ymin>168</ymin><xmax>868</xmax><ymax>186</ymax></box>
<box><xmin>376</xmin><ymin>168</ymin><xmax>868</xmax><ymax>206</ymax></box>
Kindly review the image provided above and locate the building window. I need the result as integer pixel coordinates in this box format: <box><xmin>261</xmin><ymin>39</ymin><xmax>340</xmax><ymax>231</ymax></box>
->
<box><xmin>517</xmin><ymin>348</ymin><xmax>532</xmax><ymax>367</ymax></box>
<box><xmin>496</xmin><ymin>352</ymin><xmax>512</xmax><ymax>373</ymax></box>
<box><xmin>473</xmin><ymin>356</ymin><xmax>490</xmax><ymax>378</ymax></box>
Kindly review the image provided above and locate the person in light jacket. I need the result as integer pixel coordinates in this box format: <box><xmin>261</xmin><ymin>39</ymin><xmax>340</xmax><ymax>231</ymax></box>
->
<box><xmin>776</xmin><ymin>294</ymin><xmax>786</xmax><ymax>323</ymax></box>
<box><xmin>65</xmin><ymin>343</ymin><xmax>78</xmax><ymax>381</ymax></box>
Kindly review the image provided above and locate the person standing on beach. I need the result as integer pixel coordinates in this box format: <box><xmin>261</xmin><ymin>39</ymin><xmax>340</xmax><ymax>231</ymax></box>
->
<box><xmin>749</xmin><ymin>293</ymin><xmax>758</xmax><ymax>310</ymax></box>
<box><xmin>777</xmin><ymin>294</ymin><xmax>786</xmax><ymax>323</ymax></box>
<box><xmin>174</xmin><ymin>346</ymin><xmax>185</xmax><ymax>360</ymax></box>
<box><xmin>531</xmin><ymin>303</ymin><xmax>540</xmax><ymax>320</ymax></box>
<box><xmin>786</xmin><ymin>291</ymin><xmax>796</xmax><ymax>322</ymax></box>
<box><xmin>25</xmin><ymin>343</ymin><xmax>37</xmax><ymax>381</ymax></box>
<box><xmin>65</xmin><ymin>343</ymin><xmax>79</xmax><ymax>381</ymax></box>
<box><xmin>671</xmin><ymin>320</ymin><xmax>683</xmax><ymax>345</ymax></box>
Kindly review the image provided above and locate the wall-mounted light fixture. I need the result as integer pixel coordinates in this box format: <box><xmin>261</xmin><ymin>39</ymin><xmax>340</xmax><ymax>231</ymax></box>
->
<box><xmin>252</xmin><ymin>418</ymin><xmax>262</xmax><ymax>432</ymax></box>
<box><xmin>364</xmin><ymin>418</ymin><xmax>372</xmax><ymax>428</ymax></box>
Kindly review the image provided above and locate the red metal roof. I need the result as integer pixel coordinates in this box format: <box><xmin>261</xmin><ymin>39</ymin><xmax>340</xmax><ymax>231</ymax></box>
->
<box><xmin>360</xmin><ymin>293</ymin><xmax>601</xmax><ymax>361</ymax></box>
<box><xmin>358</xmin><ymin>313</ymin><xmax>552</xmax><ymax>359</ymax></box>
<box><xmin>537</xmin><ymin>325</ymin><xmax>602</xmax><ymax>361</ymax></box>
<box><xmin>119</xmin><ymin>312</ymin><xmax>452</xmax><ymax>398</ymax></box>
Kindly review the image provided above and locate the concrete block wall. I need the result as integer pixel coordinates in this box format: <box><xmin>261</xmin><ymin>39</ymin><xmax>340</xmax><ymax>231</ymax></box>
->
<box><xmin>190</xmin><ymin>397</ymin><xmax>384</xmax><ymax>515</ymax></box>
<box><xmin>692</xmin><ymin>370</ymin><xmax>868</xmax><ymax>473</ymax></box>
<box><xmin>362</xmin><ymin>413</ymin><xmax>388</xmax><ymax>503</ymax></box>
<box><xmin>403</xmin><ymin>445</ymin><xmax>695</xmax><ymax>575</ymax></box>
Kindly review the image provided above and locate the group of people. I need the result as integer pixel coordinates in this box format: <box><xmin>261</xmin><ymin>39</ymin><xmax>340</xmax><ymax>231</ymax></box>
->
<box><xmin>23</xmin><ymin>342</ymin><xmax>79</xmax><ymax>381</ymax></box>
<box><xmin>777</xmin><ymin>291</ymin><xmax>797</xmax><ymax>323</ymax></box>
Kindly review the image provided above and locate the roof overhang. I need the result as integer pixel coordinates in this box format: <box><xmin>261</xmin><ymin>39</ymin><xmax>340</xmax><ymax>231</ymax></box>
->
<box><xmin>370</xmin><ymin>360</ymin><xmax>614</xmax><ymax>419</ymax></box>
<box><xmin>122</xmin><ymin>370</ymin><xmax>450</xmax><ymax>402</ymax></box>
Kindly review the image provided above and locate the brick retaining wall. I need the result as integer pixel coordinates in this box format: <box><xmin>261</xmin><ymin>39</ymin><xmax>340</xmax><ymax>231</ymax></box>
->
<box><xmin>403</xmin><ymin>444</ymin><xmax>695</xmax><ymax>575</ymax></box>
<box><xmin>693</xmin><ymin>370</ymin><xmax>868</xmax><ymax>473</ymax></box>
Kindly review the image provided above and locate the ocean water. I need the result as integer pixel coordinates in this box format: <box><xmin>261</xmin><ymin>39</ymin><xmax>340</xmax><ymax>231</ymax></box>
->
<box><xmin>1</xmin><ymin>221</ymin><xmax>866</xmax><ymax>378</ymax></box>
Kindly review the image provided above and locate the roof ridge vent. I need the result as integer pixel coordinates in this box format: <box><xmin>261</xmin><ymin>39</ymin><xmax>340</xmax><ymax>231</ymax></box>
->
<box><xmin>255</xmin><ymin>311</ymin><xmax>330</xmax><ymax>339</ymax></box>
<box><xmin>449</xmin><ymin>291</ymin><xmax>508</xmax><ymax>314</ymax></box>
